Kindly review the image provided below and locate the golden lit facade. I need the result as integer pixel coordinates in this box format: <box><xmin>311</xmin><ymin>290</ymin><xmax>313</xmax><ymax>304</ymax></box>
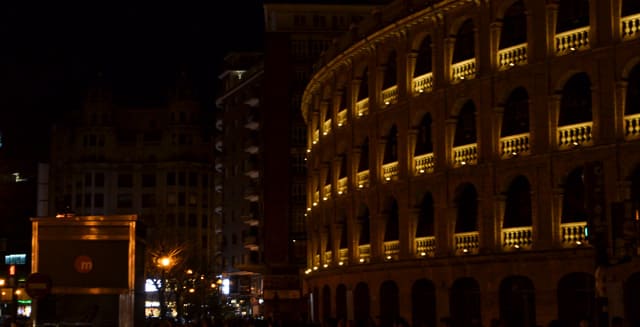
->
<box><xmin>302</xmin><ymin>0</ymin><xmax>640</xmax><ymax>326</ymax></box>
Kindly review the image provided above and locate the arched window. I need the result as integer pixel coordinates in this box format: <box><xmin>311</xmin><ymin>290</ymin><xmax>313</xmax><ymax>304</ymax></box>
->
<box><xmin>322</xmin><ymin>285</ymin><xmax>331</xmax><ymax>321</ymax></box>
<box><xmin>503</xmin><ymin>176</ymin><xmax>532</xmax><ymax>227</ymax></box>
<box><xmin>499</xmin><ymin>276</ymin><xmax>536</xmax><ymax>327</ymax></box>
<box><xmin>384</xmin><ymin>198</ymin><xmax>399</xmax><ymax>241</ymax></box>
<box><xmin>339</xmin><ymin>89</ymin><xmax>348</xmax><ymax>111</ymax></box>
<box><xmin>450</xmin><ymin>278</ymin><xmax>481</xmax><ymax>327</ymax></box>
<box><xmin>625</xmin><ymin>64</ymin><xmax>640</xmax><ymax>115</ymax></box>
<box><xmin>379</xmin><ymin>281</ymin><xmax>400</xmax><ymax>327</ymax></box>
<box><xmin>414</xmin><ymin>36</ymin><xmax>433</xmax><ymax>76</ymax></box>
<box><xmin>325</xmin><ymin>224</ymin><xmax>333</xmax><ymax>253</ymax></box>
<box><xmin>336</xmin><ymin>284</ymin><xmax>348</xmax><ymax>320</ymax></box>
<box><xmin>562</xmin><ymin>167</ymin><xmax>587</xmax><ymax>223</ymax></box>
<box><xmin>454</xmin><ymin>101</ymin><xmax>477</xmax><ymax>146</ymax></box>
<box><xmin>454</xmin><ymin>183</ymin><xmax>478</xmax><ymax>233</ymax></box>
<box><xmin>559</xmin><ymin>73</ymin><xmax>592</xmax><ymax>126</ymax></box>
<box><xmin>415</xmin><ymin>114</ymin><xmax>433</xmax><ymax>155</ymax></box>
<box><xmin>453</xmin><ymin>19</ymin><xmax>475</xmax><ymax>63</ymax></box>
<box><xmin>630</xmin><ymin>166</ymin><xmax>640</xmax><ymax>219</ymax></box>
<box><xmin>383</xmin><ymin>51</ymin><xmax>397</xmax><ymax>89</ymax></box>
<box><xmin>358</xmin><ymin>67</ymin><xmax>369</xmax><ymax>100</ymax></box>
<box><xmin>556</xmin><ymin>0</ymin><xmax>590</xmax><ymax>33</ymax></box>
<box><xmin>557</xmin><ymin>273</ymin><xmax>595</xmax><ymax>327</ymax></box>
<box><xmin>339</xmin><ymin>153</ymin><xmax>347</xmax><ymax>179</ymax></box>
<box><xmin>384</xmin><ymin>125</ymin><xmax>398</xmax><ymax>163</ymax></box>
<box><xmin>501</xmin><ymin>87</ymin><xmax>529</xmax><ymax>136</ymax></box>
<box><xmin>313</xmin><ymin>286</ymin><xmax>320</xmax><ymax>322</ymax></box>
<box><xmin>416</xmin><ymin>193</ymin><xmax>435</xmax><ymax>237</ymax></box>
<box><xmin>622</xmin><ymin>0</ymin><xmax>640</xmax><ymax>16</ymax></box>
<box><xmin>358</xmin><ymin>138</ymin><xmax>369</xmax><ymax>171</ymax></box>
<box><xmin>412</xmin><ymin>279</ymin><xmax>436</xmax><ymax>327</ymax></box>
<box><xmin>358</xmin><ymin>205</ymin><xmax>371</xmax><ymax>245</ymax></box>
<box><xmin>325</xmin><ymin>163</ymin><xmax>333</xmax><ymax>187</ymax></box>
<box><xmin>500</xmin><ymin>1</ymin><xmax>527</xmax><ymax>49</ymax></box>
<box><xmin>353</xmin><ymin>282</ymin><xmax>370</xmax><ymax>325</ymax></box>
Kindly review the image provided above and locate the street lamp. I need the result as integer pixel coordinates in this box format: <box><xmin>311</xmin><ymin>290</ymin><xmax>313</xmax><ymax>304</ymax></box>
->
<box><xmin>157</xmin><ymin>256</ymin><xmax>175</xmax><ymax>319</ymax></box>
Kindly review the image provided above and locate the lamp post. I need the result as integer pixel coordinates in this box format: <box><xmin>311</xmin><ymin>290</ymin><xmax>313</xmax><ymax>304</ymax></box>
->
<box><xmin>157</xmin><ymin>256</ymin><xmax>174</xmax><ymax>319</ymax></box>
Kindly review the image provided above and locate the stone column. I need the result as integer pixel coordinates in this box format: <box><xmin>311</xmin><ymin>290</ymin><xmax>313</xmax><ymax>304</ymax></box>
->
<box><xmin>371</xmin><ymin>213</ymin><xmax>386</xmax><ymax>262</ymax></box>
<box><xmin>494</xmin><ymin>195</ymin><xmax>507</xmax><ymax>251</ymax></box>
<box><xmin>403</xmin><ymin>208</ymin><xmax>421</xmax><ymax>258</ymax></box>
<box><xmin>548</xmin><ymin>94</ymin><xmax>562</xmax><ymax>151</ymax></box>
<box><xmin>407</xmin><ymin>129</ymin><xmax>418</xmax><ymax>176</ymax></box>
<box><xmin>320</xmin><ymin>226</ymin><xmax>328</xmax><ymax>266</ymax></box>
<box><xmin>489</xmin><ymin>22</ymin><xmax>502</xmax><ymax>71</ymax></box>
<box><xmin>615</xmin><ymin>81</ymin><xmax>628</xmax><ymax>141</ymax></box>
<box><xmin>333</xmin><ymin>222</ymin><xmax>344</xmax><ymax>263</ymax></box>
<box><xmin>545</xmin><ymin>2</ymin><xmax>559</xmax><ymax>56</ymax></box>
<box><xmin>443</xmin><ymin>37</ymin><xmax>456</xmax><ymax>84</ymax></box>
<box><xmin>350</xmin><ymin>219</ymin><xmax>363</xmax><ymax>264</ymax></box>
<box><xmin>492</xmin><ymin>107</ymin><xmax>504</xmax><ymax>159</ymax></box>
<box><xmin>551</xmin><ymin>187</ymin><xmax>564</xmax><ymax>248</ymax></box>
<box><xmin>444</xmin><ymin>118</ymin><xmax>457</xmax><ymax>167</ymax></box>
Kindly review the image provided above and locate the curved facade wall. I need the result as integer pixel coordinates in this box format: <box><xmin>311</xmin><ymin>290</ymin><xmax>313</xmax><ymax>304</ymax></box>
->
<box><xmin>301</xmin><ymin>0</ymin><xmax>640</xmax><ymax>326</ymax></box>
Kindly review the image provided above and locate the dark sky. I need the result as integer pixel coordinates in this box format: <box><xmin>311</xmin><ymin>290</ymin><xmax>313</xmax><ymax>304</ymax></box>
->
<box><xmin>0</xmin><ymin>1</ymin><xmax>264</xmax><ymax>160</ymax></box>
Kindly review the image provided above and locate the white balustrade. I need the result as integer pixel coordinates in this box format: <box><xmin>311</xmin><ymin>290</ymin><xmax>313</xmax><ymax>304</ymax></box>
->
<box><xmin>412</xmin><ymin>72</ymin><xmax>434</xmax><ymax>94</ymax></box>
<box><xmin>382</xmin><ymin>162</ymin><xmax>399</xmax><ymax>181</ymax></box>
<box><xmin>381</xmin><ymin>85</ymin><xmax>399</xmax><ymax>105</ymax></box>
<box><xmin>453</xmin><ymin>143</ymin><xmax>478</xmax><ymax>167</ymax></box>
<box><xmin>357</xmin><ymin>170</ymin><xmax>370</xmax><ymax>188</ymax></box>
<box><xmin>313</xmin><ymin>191</ymin><xmax>320</xmax><ymax>204</ymax></box>
<box><xmin>622</xmin><ymin>13</ymin><xmax>640</xmax><ymax>40</ymax></box>
<box><xmin>337</xmin><ymin>177</ymin><xmax>348</xmax><ymax>195</ymax></box>
<box><xmin>324</xmin><ymin>251</ymin><xmax>332</xmax><ymax>265</ymax></box>
<box><xmin>502</xmin><ymin>226</ymin><xmax>533</xmax><ymax>249</ymax></box>
<box><xmin>451</xmin><ymin>58</ymin><xmax>476</xmax><ymax>81</ymax></box>
<box><xmin>625</xmin><ymin>113</ymin><xmax>640</xmax><ymax>139</ymax></box>
<box><xmin>497</xmin><ymin>43</ymin><xmax>528</xmax><ymax>69</ymax></box>
<box><xmin>500</xmin><ymin>133</ymin><xmax>530</xmax><ymax>158</ymax></box>
<box><xmin>356</xmin><ymin>98</ymin><xmax>369</xmax><ymax>117</ymax></box>
<box><xmin>555</xmin><ymin>27</ymin><xmax>590</xmax><ymax>54</ymax></box>
<box><xmin>557</xmin><ymin>122</ymin><xmax>593</xmax><ymax>149</ymax></box>
<box><xmin>454</xmin><ymin>231</ymin><xmax>479</xmax><ymax>255</ymax></box>
<box><xmin>414</xmin><ymin>153</ymin><xmax>435</xmax><ymax>174</ymax></box>
<box><xmin>337</xmin><ymin>109</ymin><xmax>347</xmax><ymax>127</ymax></box>
<box><xmin>383</xmin><ymin>240</ymin><xmax>400</xmax><ymax>257</ymax></box>
<box><xmin>313</xmin><ymin>254</ymin><xmax>320</xmax><ymax>266</ymax></box>
<box><xmin>313</xmin><ymin>129</ymin><xmax>319</xmax><ymax>144</ymax></box>
<box><xmin>358</xmin><ymin>244</ymin><xmax>371</xmax><ymax>262</ymax></box>
<box><xmin>323</xmin><ymin>184</ymin><xmax>332</xmax><ymax>200</ymax></box>
<box><xmin>561</xmin><ymin>221</ymin><xmax>588</xmax><ymax>246</ymax></box>
<box><xmin>415</xmin><ymin>236</ymin><xmax>436</xmax><ymax>257</ymax></box>
<box><xmin>323</xmin><ymin>119</ymin><xmax>332</xmax><ymax>136</ymax></box>
<box><xmin>338</xmin><ymin>248</ymin><xmax>349</xmax><ymax>263</ymax></box>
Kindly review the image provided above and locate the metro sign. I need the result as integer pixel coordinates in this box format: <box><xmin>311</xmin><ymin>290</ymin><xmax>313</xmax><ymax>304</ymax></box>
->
<box><xmin>74</xmin><ymin>255</ymin><xmax>94</xmax><ymax>274</ymax></box>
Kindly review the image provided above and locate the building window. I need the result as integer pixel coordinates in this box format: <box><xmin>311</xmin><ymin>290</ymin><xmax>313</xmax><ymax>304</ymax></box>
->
<box><xmin>178</xmin><ymin>172</ymin><xmax>186</xmax><ymax>186</ymax></box>
<box><xmin>95</xmin><ymin>173</ymin><xmax>105</xmax><ymax>187</ymax></box>
<box><xmin>167</xmin><ymin>172</ymin><xmax>176</xmax><ymax>186</ymax></box>
<box><xmin>84</xmin><ymin>173</ymin><xmax>92</xmax><ymax>186</ymax></box>
<box><xmin>178</xmin><ymin>214</ymin><xmax>186</xmax><ymax>227</ymax></box>
<box><xmin>118</xmin><ymin>174</ymin><xmax>133</xmax><ymax>188</ymax></box>
<box><xmin>178</xmin><ymin>192</ymin><xmax>186</xmax><ymax>206</ymax></box>
<box><xmin>142</xmin><ymin>194</ymin><xmax>156</xmax><ymax>208</ymax></box>
<box><xmin>117</xmin><ymin>194</ymin><xmax>133</xmax><ymax>208</ymax></box>
<box><xmin>189</xmin><ymin>194</ymin><xmax>197</xmax><ymax>207</ymax></box>
<box><xmin>189</xmin><ymin>214</ymin><xmax>197</xmax><ymax>227</ymax></box>
<box><xmin>189</xmin><ymin>173</ymin><xmax>198</xmax><ymax>187</ymax></box>
<box><xmin>94</xmin><ymin>194</ymin><xmax>104</xmax><ymax>208</ymax></box>
<box><xmin>202</xmin><ymin>215</ymin><xmax>209</xmax><ymax>228</ymax></box>
<box><xmin>167</xmin><ymin>193</ymin><xmax>177</xmax><ymax>206</ymax></box>
<box><xmin>142</xmin><ymin>174</ymin><xmax>156</xmax><ymax>187</ymax></box>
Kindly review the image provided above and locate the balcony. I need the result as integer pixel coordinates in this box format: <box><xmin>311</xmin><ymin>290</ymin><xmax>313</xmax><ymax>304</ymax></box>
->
<box><xmin>451</xmin><ymin>58</ymin><xmax>476</xmax><ymax>82</ymax></box>
<box><xmin>313</xmin><ymin>254</ymin><xmax>320</xmax><ymax>267</ymax></box>
<box><xmin>324</xmin><ymin>250</ymin><xmax>332</xmax><ymax>266</ymax></box>
<box><xmin>500</xmin><ymin>132</ymin><xmax>530</xmax><ymax>158</ymax></box>
<box><xmin>356</xmin><ymin>98</ymin><xmax>369</xmax><ymax>117</ymax></box>
<box><xmin>337</xmin><ymin>109</ymin><xmax>347</xmax><ymax>127</ymax></box>
<box><xmin>625</xmin><ymin>113</ymin><xmax>640</xmax><ymax>140</ymax></box>
<box><xmin>358</xmin><ymin>244</ymin><xmax>371</xmax><ymax>263</ymax></box>
<box><xmin>356</xmin><ymin>170</ymin><xmax>370</xmax><ymax>188</ymax></box>
<box><xmin>557</xmin><ymin>121</ymin><xmax>593</xmax><ymax>149</ymax></box>
<box><xmin>323</xmin><ymin>184</ymin><xmax>332</xmax><ymax>200</ymax></box>
<box><xmin>312</xmin><ymin>129</ymin><xmax>320</xmax><ymax>145</ymax></box>
<box><xmin>383</xmin><ymin>240</ymin><xmax>400</xmax><ymax>259</ymax></box>
<box><xmin>555</xmin><ymin>26</ymin><xmax>590</xmax><ymax>55</ymax></box>
<box><xmin>242</xmin><ymin>214</ymin><xmax>259</xmax><ymax>227</ymax></box>
<box><xmin>381</xmin><ymin>85</ymin><xmax>399</xmax><ymax>106</ymax></box>
<box><xmin>337</xmin><ymin>177</ymin><xmax>348</xmax><ymax>195</ymax></box>
<box><xmin>497</xmin><ymin>43</ymin><xmax>527</xmax><ymax>70</ymax></box>
<box><xmin>243</xmin><ymin>186</ymin><xmax>259</xmax><ymax>202</ymax></box>
<box><xmin>414</xmin><ymin>153</ymin><xmax>435</xmax><ymax>174</ymax></box>
<box><xmin>313</xmin><ymin>191</ymin><xmax>320</xmax><ymax>205</ymax></box>
<box><xmin>338</xmin><ymin>248</ymin><xmax>348</xmax><ymax>264</ymax></box>
<box><xmin>323</xmin><ymin>119</ymin><xmax>332</xmax><ymax>136</ymax></box>
<box><xmin>454</xmin><ymin>231</ymin><xmax>479</xmax><ymax>255</ymax></box>
<box><xmin>243</xmin><ymin>233</ymin><xmax>259</xmax><ymax>251</ymax></box>
<box><xmin>382</xmin><ymin>161</ymin><xmax>399</xmax><ymax>182</ymax></box>
<box><xmin>561</xmin><ymin>221</ymin><xmax>588</xmax><ymax>247</ymax></box>
<box><xmin>622</xmin><ymin>13</ymin><xmax>640</xmax><ymax>40</ymax></box>
<box><xmin>452</xmin><ymin>143</ymin><xmax>478</xmax><ymax>167</ymax></box>
<box><xmin>415</xmin><ymin>236</ymin><xmax>435</xmax><ymax>257</ymax></box>
<box><xmin>412</xmin><ymin>72</ymin><xmax>434</xmax><ymax>95</ymax></box>
<box><xmin>502</xmin><ymin>226</ymin><xmax>532</xmax><ymax>250</ymax></box>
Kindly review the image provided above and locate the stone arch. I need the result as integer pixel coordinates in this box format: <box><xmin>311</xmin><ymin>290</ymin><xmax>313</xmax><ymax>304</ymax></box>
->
<box><xmin>503</xmin><ymin>175</ymin><xmax>532</xmax><ymax>228</ymax></box>
<box><xmin>557</xmin><ymin>272</ymin><xmax>595</xmax><ymax>327</ymax></box>
<box><xmin>381</xmin><ymin>50</ymin><xmax>398</xmax><ymax>89</ymax></box>
<box><xmin>413</xmin><ymin>35</ymin><xmax>433</xmax><ymax>77</ymax></box>
<box><xmin>499</xmin><ymin>0</ymin><xmax>527</xmax><ymax>49</ymax></box>
<box><xmin>379</xmin><ymin>280</ymin><xmax>400</xmax><ymax>327</ymax></box>
<box><xmin>412</xmin><ymin>278</ymin><xmax>436</xmax><ymax>327</ymax></box>
<box><xmin>450</xmin><ymin>277</ymin><xmax>481</xmax><ymax>327</ymax></box>
<box><xmin>499</xmin><ymin>275</ymin><xmax>536</xmax><ymax>327</ymax></box>
<box><xmin>556</xmin><ymin>0</ymin><xmax>590</xmax><ymax>33</ymax></box>
<box><xmin>452</xmin><ymin>18</ymin><xmax>475</xmax><ymax>63</ymax></box>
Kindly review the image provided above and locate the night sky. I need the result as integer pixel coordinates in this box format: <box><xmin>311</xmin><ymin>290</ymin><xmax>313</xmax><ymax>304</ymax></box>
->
<box><xmin>0</xmin><ymin>2</ymin><xmax>264</xmax><ymax>160</ymax></box>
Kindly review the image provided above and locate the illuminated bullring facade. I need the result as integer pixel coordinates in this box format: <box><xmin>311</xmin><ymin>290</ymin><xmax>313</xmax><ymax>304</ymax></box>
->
<box><xmin>301</xmin><ymin>0</ymin><xmax>640</xmax><ymax>326</ymax></box>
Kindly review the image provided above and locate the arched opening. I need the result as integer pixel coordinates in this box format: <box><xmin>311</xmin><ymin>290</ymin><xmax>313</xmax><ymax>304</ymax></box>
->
<box><xmin>339</xmin><ymin>212</ymin><xmax>348</xmax><ymax>251</ymax></box>
<box><xmin>455</xmin><ymin>183</ymin><xmax>478</xmax><ymax>233</ymax></box>
<box><xmin>358</xmin><ymin>205</ymin><xmax>371</xmax><ymax>245</ymax></box>
<box><xmin>383</xmin><ymin>51</ymin><xmax>397</xmax><ymax>89</ymax></box>
<box><xmin>556</xmin><ymin>0</ymin><xmax>590</xmax><ymax>33</ymax></box>
<box><xmin>358</xmin><ymin>68</ymin><xmax>369</xmax><ymax>101</ymax></box>
<box><xmin>353</xmin><ymin>282</ymin><xmax>370</xmax><ymax>327</ymax></box>
<box><xmin>500</xmin><ymin>1</ymin><xmax>527</xmax><ymax>49</ymax></box>
<box><xmin>325</xmin><ymin>224</ymin><xmax>333</xmax><ymax>255</ymax></box>
<box><xmin>625</xmin><ymin>64</ymin><xmax>640</xmax><ymax>116</ymax></box>
<box><xmin>557</xmin><ymin>272</ymin><xmax>595</xmax><ymax>327</ymax></box>
<box><xmin>384</xmin><ymin>198</ymin><xmax>399</xmax><ymax>242</ymax></box>
<box><xmin>501</xmin><ymin>87</ymin><xmax>530</xmax><ymax>137</ymax></box>
<box><xmin>624</xmin><ymin>272</ymin><xmax>640</xmax><ymax>326</ymax></box>
<box><xmin>383</xmin><ymin>125</ymin><xmax>398</xmax><ymax>164</ymax></box>
<box><xmin>412</xmin><ymin>279</ymin><xmax>436</xmax><ymax>327</ymax></box>
<box><xmin>415</xmin><ymin>114</ymin><xmax>433</xmax><ymax>155</ymax></box>
<box><xmin>358</xmin><ymin>138</ymin><xmax>369</xmax><ymax>172</ymax></box>
<box><xmin>339</xmin><ymin>153</ymin><xmax>347</xmax><ymax>179</ymax></box>
<box><xmin>454</xmin><ymin>101</ymin><xmax>477</xmax><ymax>146</ymax></box>
<box><xmin>450</xmin><ymin>277</ymin><xmax>481</xmax><ymax>327</ymax></box>
<box><xmin>380</xmin><ymin>280</ymin><xmax>399</xmax><ymax>327</ymax></box>
<box><xmin>336</xmin><ymin>284</ymin><xmax>348</xmax><ymax>321</ymax></box>
<box><xmin>623</xmin><ymin>0</ymin><xmax>640</xmax><ymax>16</ymax></box>
<box><xmin>499</xmin><ymin>276</ymin><xmax>536</xmax><ymax>327</ymax></box>
<box><xmin>414</xmin><ymin>36</ymin><xmax>433</xmax><ymax>76</ymax></box>
<box><xmin>562</xmin><ymin>167</ymin><xmax>587</xmax><ymax>223</ymax></box>
<box><xmin>313</xmin><ymin>286</ymin><xmax>320</xmax><ymax>322</ymax></box>
<box><xmin>503</xmin><ymin>176</ymin><xmax>532</xmax><ymax>227</ymax></box>
<box><xmin>559</xmin><ymin>73</ymin><xmax>592</xmax><ymax>126</ymax></box>
<box><xmin>453</xmin><ymin>19</ymin><xmax>475</xmax><ymax>63</ymax></box>
<box><xmin>631</xmin><ymin>166</ymin><xmax>640</xmax><ymax>220</ymax></box>
<box><xmin>325</xmin><ymin>162</ymin><xmax>333</xmax><ymax>187</ymax></box>
<box><xmin>339</xmin><ymin>89</ymin><xmax>348</xmax><ymax>111</ymax></box>
<box><xmin>322</xmin><ymin>285</ymin><xmax>332</xmax><ymax>322</ymax></box>
<box><xmin>416</xmin><ymin>193</ymin><xmax>435</xmax><ymax>237</ymax></box>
